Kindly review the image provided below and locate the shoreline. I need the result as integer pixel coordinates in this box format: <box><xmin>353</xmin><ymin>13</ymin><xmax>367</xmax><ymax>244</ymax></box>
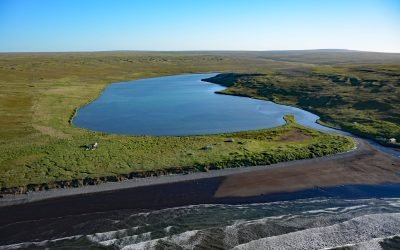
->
<box><xmin>203</xmin><ymin>74</ymin><xmax>399</xmax><ymax>147</ymax></box>
<box><xmin>0</xmin><ymin>139</ymin><xmax>360</xmax><ymax>207</ymax></box>
<box><xmin>2</xmin><ymin>184</ymin><xmax>400</xmax><ymax>247</ymax></box>
<box><xmin>1</xmin><ymin>71</ymin><xmax>399</xmax><ymax>206</ymax></box>
<box><xmin>2</xmin><ymin>72</ymin><xmax>357</xmax><ymax>195</ymax></box>
<box><xmin>1</xmin><ymin>137</ymin><xmax>397</xmax><ymax>208</ymax></box>
<box><xmin>1</xmin><ymin>138</ymin><xmax>399</xmax><ymax>245</ymax></box>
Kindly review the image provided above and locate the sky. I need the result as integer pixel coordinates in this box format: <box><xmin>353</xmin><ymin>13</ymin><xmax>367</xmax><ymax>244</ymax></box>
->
<box><xmin>0</xmin><ymin>0</ymin><xmax>399</xmax><ymax>52</ymax></box>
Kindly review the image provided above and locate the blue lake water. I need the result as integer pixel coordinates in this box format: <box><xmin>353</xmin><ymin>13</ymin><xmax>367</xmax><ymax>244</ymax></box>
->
<box><xmin>73</xmin><ymin>73</ymin><xmax>337</xmax><ymax>136</ymax></box>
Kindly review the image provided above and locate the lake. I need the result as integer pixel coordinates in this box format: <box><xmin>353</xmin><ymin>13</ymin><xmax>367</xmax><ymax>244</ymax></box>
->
<box><xmin>73</xmin><ymin>73</ymin><xmax>337</xmax><ymax>136</ymax></box>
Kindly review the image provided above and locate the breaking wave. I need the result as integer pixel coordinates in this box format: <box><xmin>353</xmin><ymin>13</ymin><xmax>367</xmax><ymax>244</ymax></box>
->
<box><xmin>2</xmin><ymin>197</ymin><xmax>400</xmax><ymax>249</ymax></box>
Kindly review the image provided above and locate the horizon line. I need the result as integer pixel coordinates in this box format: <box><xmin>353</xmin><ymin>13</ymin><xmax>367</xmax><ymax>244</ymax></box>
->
<box><xmin>1</xmin><ymin>49</ymin><xmax>400</xmax><ymax>54</ymax></box>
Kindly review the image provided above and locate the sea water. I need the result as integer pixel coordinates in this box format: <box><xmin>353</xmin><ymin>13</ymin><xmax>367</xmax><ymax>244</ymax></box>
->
<box><xmin>3</xmin><ymin>193</ymin><xmax>400</xmax><ymax>249</ymax></box>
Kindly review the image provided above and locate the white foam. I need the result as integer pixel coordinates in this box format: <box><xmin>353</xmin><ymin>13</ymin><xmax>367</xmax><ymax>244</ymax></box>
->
<box><xmin>120</xmin><ymin>230</ymin><xmax>200</xmax><ymax>250</ymax></box>
<box><xmin>233</xmin><ymin>213</ymin><xmax>400</xmax><ymax>250</ymax></box>
<box><xmin>388</xmin><ymin>201</ymin><xmax>400</xmax><ymax>207</ymax></box>
<box><xmin>164</xmin><ymin>226</ymin><xmax>173</xmax><ymax>233</ymax></box>
<box><xmin>105</xmin><ymin>232</ymin><xmax>152</xmax><ymax>249</ymax></box>
<box><xmin>301</xmin><ymin>204</ymin><xmax>368</xmax><ymax>215</ymax></box>
<box><xmin>323</xmin><ymin>234</ymin><xmax>400</xmax><ymax>250</ymax></box>
<box><xmin>86</xmin><ymin>228</ymin><xmax>129</xmax><ymax>242</ymax></box>
<box><xmin>223</xmin><ymin>220</ymin><xmax>244</xmax><ymax>247</ymax></box>
<box><xmin>0</xmin><ymin>235</ymin><xmax>82</xmax><ymax>249</ymax></box>
<box><xmin>4</xmin><ymin>197</ymin><xmax>400</xmax><ymax>249</ymax></box>
<box><xmin>341</xmin><ymin>204</ymin><xmax>368</xmax><ymax>212</ymax></box>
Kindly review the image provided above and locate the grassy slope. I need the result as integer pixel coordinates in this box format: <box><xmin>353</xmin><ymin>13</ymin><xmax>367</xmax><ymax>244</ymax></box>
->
<box><xmin>204</xmin><ymin>64</ymin><xmax>400</xmax><ymax>141</ymax></box>
<box><xmin>2</xmin><ymin>51</ymin><xmax>388</xmax><ymax>190</ymax></box>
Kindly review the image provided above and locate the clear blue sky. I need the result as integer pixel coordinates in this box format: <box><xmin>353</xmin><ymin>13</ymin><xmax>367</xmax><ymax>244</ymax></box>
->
<box><xmin>1</xmin><ymin>0</ymin><xmax>399</xmax><ymax>52</ymax></box>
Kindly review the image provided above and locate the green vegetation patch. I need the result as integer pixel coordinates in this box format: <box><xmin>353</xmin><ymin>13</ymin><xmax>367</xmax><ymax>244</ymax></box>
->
<box><xmin>0</xmin><ymin>113</ymin><xmax>355</xmax><ymax>189</ymax></box>
<box><xmin>0</xmin><ymin>52</ymin><xmax>363</xmax><ymax>190</ymax></box>
<box><xmin>204</xmin><ymin>64</ymin><xmax>400</xmax><ymax>141</ymax></box>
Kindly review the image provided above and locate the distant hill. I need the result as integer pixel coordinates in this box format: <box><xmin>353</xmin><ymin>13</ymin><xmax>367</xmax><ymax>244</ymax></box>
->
<box><xmin>179</xmin><ymin>50</ymin><xmax>400</xmax><ymax>65</ymax></box>
<box><xmin>250</xmin><ymin>50</ymin><xmax>400</xmax><ymax>65</ymax></box>
<box><xmin>152</xmin><ymin>49</ymin><xmax>400</xmax><ymax>65</ymax></box>
<box><xmin>1</xmin><ymin>49</ymin><xmax>400</xmax><ymax>65</ymax></box>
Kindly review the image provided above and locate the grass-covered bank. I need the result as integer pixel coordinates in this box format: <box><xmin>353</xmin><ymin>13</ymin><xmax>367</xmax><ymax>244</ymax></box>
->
<box><xmin>2</xmin><ymin>51</ymin><xmax>393</xmax><ymax>192</ymax></box>
<box><xmin>1</xmin><ymin>115</ymin><xmax>355</xmax><ymax>194</ymax></box>
<box><xmin>203</xmin><ymin>66</ymin><xmax>400</xmax><ymax>142</ymax></box>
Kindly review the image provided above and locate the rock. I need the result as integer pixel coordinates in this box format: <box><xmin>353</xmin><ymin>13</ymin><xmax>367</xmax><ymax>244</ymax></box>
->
<box><xmin>105</xmin><ymin>176</ymin><xmax>119</xmax><ymax>182</ymax></box>
<box><xmin>27</xmin><ymin>184</ymin><xmax>40</xmax><ymax>192</ymax></box>
<box><xmin>119</xmin><ymin>174</ymin><xmax>129</xmax><ymax>181</ymax></box>
<box><xmin>225</xmin><ymin>138</ymin><xmax>235</xmax><ymax>142</ymax></box>
<box><xmin>71</xmin><ymin>179</ymin><xmax>83</xmax><ymax>187</ymax></box>
<box><xmin>82</xmin><ymin>142</ymin><xmax>99</xmax><ymax>150</ymax></box>
<box><xmin>18</xmin><ymin>186</ymin><xmax>27</xmax><ymax>194</ymax></box>
<box><xmin>39</xmin><ymin>183</ymin><xmax>49</xmax><ymax>191</ymax></box>
<box><xmin>201</xmin><ymin>145</ymin><xmax>213</xmax><ymax>150</ymax></box>
<box><xmin>83</xmin><ymin>177</ymin><xmax>97</xmax><ymax>185</ymax></box>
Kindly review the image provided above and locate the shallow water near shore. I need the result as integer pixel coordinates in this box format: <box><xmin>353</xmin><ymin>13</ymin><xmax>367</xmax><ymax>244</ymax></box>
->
<box><xmin>3</xmin><ymin>184</ymin><xmax>400</xmax><ymax>249</ymax></box>
<box><xmin>73</xmin><ymin>73</ymin><xmax>337</xmax><ymax>136</ymax></box>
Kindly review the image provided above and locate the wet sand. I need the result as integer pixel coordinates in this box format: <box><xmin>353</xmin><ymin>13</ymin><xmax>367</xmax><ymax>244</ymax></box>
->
<box><xmin>215</xmin><ymin>140</ymin><xmax>400</xmax><ymax>197</ymax></box>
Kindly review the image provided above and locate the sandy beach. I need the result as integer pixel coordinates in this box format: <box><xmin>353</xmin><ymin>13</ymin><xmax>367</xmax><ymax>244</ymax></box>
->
<box><xmin>1</xmin><ymin>138</ymin><xmax>400</xmax><ymax>245</ymax></box>
<box><xmin>215</xmin><ymin>139</ymin><xmax>400</xmax><ymax>197</ymax></box>
<box><xmin>1</xmin><ymin>139</ymin><xmax>399</xmax><ymax>208</ymax></box>
<box><xmin>0</xmin><ymin>139</ymin><xmax>357</xmax><ymax>206</ymax></box>
<box><xmin>0</xmin><ymin>138</ymin><xmax>398</xmax><ymax>211</ymax></box>
<box><xmin>1</xmin><ymin>138</ymin><xmax>399</xmax><ymax>208</ymax></box>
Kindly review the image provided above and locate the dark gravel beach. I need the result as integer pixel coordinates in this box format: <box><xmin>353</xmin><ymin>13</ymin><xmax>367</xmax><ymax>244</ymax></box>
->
<box><xmin>1</xmin><ymin>139</ymin><xmax>400</xmax><ymax>247</ymax></box>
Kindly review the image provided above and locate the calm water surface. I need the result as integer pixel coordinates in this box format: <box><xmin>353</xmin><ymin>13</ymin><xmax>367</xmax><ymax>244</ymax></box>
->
<box><xmin>73</xmin><ymin>73</ymin><xmax>336</xmax><ymax>136</ymax></box>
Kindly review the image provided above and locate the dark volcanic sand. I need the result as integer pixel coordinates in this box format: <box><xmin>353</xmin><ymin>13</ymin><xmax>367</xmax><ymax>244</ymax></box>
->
<box><xmin>1</xmin><ymin>139</ymin><xmax>400</xmax><ymax>245</ymax></box>
<box><xmin>215</xmin><ymin>140</ymin><xmax>400</xmax><ymax>197</ymax></box>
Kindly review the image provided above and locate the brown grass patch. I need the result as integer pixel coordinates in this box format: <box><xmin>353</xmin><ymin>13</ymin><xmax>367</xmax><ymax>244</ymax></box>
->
<box><xmin>276</xmin><ymin>128</ymin><xmax>312</xmax><ymax>142</ymax></box>
<box><xmin>33</xmin><ymin>125</ymin><xmax>70</xmax><ymax>139</ymax></box>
